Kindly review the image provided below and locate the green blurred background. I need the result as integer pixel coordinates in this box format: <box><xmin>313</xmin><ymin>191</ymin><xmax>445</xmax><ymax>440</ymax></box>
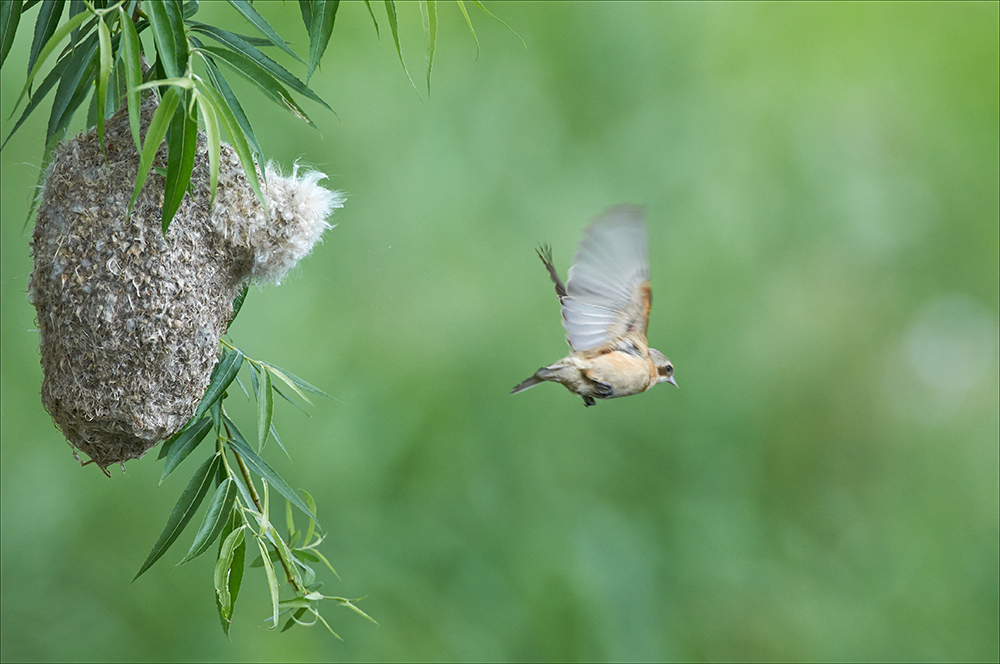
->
<box><xmin>2</xmin><ymin>2</ymin><xmax>998</xmax><ymax>661</ymax></box>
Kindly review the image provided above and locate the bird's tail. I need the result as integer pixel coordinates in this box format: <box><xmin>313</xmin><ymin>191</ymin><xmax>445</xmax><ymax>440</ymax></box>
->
<box><xmin>510</xmin><ymin>374</ymin><xmax>544</xmax><ymax>395</ymax></box>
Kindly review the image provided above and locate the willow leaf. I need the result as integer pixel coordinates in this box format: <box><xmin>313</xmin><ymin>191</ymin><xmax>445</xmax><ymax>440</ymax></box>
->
<box><xmin>223</xmin><ymin>416</ymin><xmax>318</xmax><ymax>525</ymax></box>
<box><xmin>179</xmin><ymin>478</ymin><xmax>238</xmax><ymax>564</ymax></box>
<box><xmin>383</xmin><ymin>0</ymin><xmax>416</xmax><ymax>93</ymax></box>
<box><xmin>144</xmin><ymin>0</ymin><xmax>187</xmax><ymax>79</ymax></box>
<box><xmin>193</xmin><ymin>347</ymin><xmax>244</xmax><ymax>419</ymax></box>
<box><xmin>160</xmin><ymin>415</ymin><xmax>213</xmax><ymax>481</ymax></box>
<box><xmin>127</xmin><ymin>84</ymin><xmax>181</xmax><ymax>217</ymax></box>
<box><xmin>454</xmin><ymin>0</ymin><xmax>479</xmax><ymax>60</ymax></box>
<box><xmin>118</xmin><ymin>6</ymin><xmax>142</xmax><ymax>152</ymax></box>
<box><xmin>197</xmin><ymin>44</ymin><xmax>318</xmax><ymax>128</ymax></box>
<box><xmin>26</xmin><ymin>0</ymin><xmax>63</xmax><ymax>78</ymax></box>
<box><xmin>469</xmin><ymin>0</ymin><xmax>525</xmax><ymax>48</ymax></box>
<box><xmin>257</xmin><ymin>367</ymin><xmax>273</xmax><ymax>450</ymax></box>
<box><xmin>257</xmin><ymin>537</ymin><xmax>281</xmax><ymax>629</ymax></box>
<box><xmin>161</xmin><ymin>90</ymin><xmax>198</xmax><ymax>234</ymax></box>
<box><xmin>419</xmin><ymin>0</ymin><xmax>436</xmax><ymax>94</ymax></box>
<box><xmin>363</xmin><ymin>0</ymin><xmax>378</xmax><ymax>37</ymax></box>
<box><xmin>0</xmin><ymin>0</ymin><xmax>22</xmax><ymax>69</ymax></box>
<box><xmin>215</xmin><ymin>524</ymin><xmax>245</xmax><ymax>631</ymax></box>
<box><xmin>134</xmin><ymin>453</ymin><xmax>221</xmax><ymax>581</ymax></box>
<box><xmin>95</xmin><ymin>14</ymin><xmax>112</xmax><ymax>153</ymax></box>
<box><xmin>189</xmin><ymin>22</ymin><xmax>331</xmax><ymax>112</ymax></box>
<box><xmin>258</xmin><ymin>361</ymin><xmax>331</xmax><ymax>399</ymax></box>
<box><xmin>198</xmin><ymin>47</ymin><xmax>262</xmax><ymax>157</ymax></box>
<box><xmin>227</xmin><ymin>0</ymin><xmax>303</xmax><ymax>64</ymax></box>
<box><xmin>306</xmin><ymin>0</ymin><xmax>338</xmax><ymax>83</ymax></box>
<box><xmin>45</xmin><ymin>30</ymin><xmax>97</xmax><ymax>138</ymax></box>
<box><xmin>194</xmin><ymin>74</ymin><xmax>266</xmax><ymax>210</ymax></box>
<box><xmin>10</xmin><ymin>6</ymin><xmax>88</xmax><ymax>113</ymax></box>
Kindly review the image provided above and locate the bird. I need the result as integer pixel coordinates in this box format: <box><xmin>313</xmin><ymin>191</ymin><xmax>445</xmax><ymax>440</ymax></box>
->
<box><xmin>510</xmin><ymin>205</ymin><xmax>677</xmax><ymax>407</ymax></box>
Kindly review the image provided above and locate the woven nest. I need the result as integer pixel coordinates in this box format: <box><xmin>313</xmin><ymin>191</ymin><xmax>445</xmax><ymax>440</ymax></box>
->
<box><xmin>29</xmin><ymin>97</ymin><xmax>342</xmax><ymax>471</ymax></box>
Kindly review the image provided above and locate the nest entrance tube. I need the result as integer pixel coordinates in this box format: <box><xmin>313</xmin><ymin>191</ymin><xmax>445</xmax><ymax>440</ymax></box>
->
<box><xmin>29</xmin><ymin>99</ymin><xmax>343</xmax><ymax>471</ymax></box>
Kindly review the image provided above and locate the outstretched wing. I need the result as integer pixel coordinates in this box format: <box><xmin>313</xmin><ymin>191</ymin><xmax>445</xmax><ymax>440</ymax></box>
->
<box><xmin>562</xmin><ymin>205</ymin><xmax>651</xmax><ymax>352</ymax></box>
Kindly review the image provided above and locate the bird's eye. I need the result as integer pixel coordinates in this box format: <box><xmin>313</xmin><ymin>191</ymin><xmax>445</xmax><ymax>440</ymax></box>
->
<box><xmin>658</xmin><ymin>364</ymin><xmax>673</xmax><ymax>376</ymax></box>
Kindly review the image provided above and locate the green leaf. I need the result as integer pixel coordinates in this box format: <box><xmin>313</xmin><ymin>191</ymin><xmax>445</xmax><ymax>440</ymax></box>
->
<box><xmin>95</xmin><ymin>13</ymin><xmax>112</xmax><ymax>154</ymax></box>
<box><xmin>298</xmin><ymin>0</ymin><xmax>311</xmax><ymax>41</ymax></box>
<box><xmin>195</xmin><ymin>43</ymin><xmax>324</xmax><ymax>127</ymax></box>
<box><xmin>270</xmin><ymin>422</ymin><xmax>289</xmax><ymax>458</ymax></box>
<box><xmin>216</xmin><ymin>508</ymin><xmax>246</xmax><ymax>634</ymax></box>
<box><xmin>265</xmin><ymin>523</ymin><xmax>302</xmax><ymax>588</ymax></box>
<box><xmin>118</xmin><ymin>5</ymin><xmax>143</xmax><ymax>152</ymax></box>
<box><xmin>227</xmin><ymin>467</ymin><xmax>257</xmax><ymax>514</ymax></box>
<box><xmin>301</xmin><ymin>490</ymin><xmax>318</xmax><ymax>548</ymax></box>
<box><xmin>214</xmin><ymin>524</ymin><xmax>245</xmax><ymax>632</ymax></box>
<box><xmin>257</xmin><ymin>367</ymin><xmax>273</xmax><ymax>449</ymax></box>
<box><xmin>134</xmin><ymin>453</ymin><xmax>221</xmax><ymax>581</ymax></box>
<box><xmin>260</xmin><ymin>362</ymin><xmax>333</xmax><ymax>404</ymax></box>
<box><xmin>383</xmin><ymin>0</ymin><xmax>416</xmax><ymax>94</ymax></box>
<box><xmin>193</xmin><ymin>91</ymin><xmax>220</xmax><ymax>207</ymax></box>
<box><xmin>271</xmin><ymin>383</ymin><xmax>309</xmax><ymax>415</ymax></box>
<box><xmin>257</xmin><ymin>536</ymin><xmax>281</xmax><ymax>629</ymax></box>
<box><xmin>306</xmin><ymin>0</ymin><xmax>338</xmax><ymax>83</ymax></box>
<box><xmin>308</xmin><ymin>547</ymin><xmax>340</xmax><ymax>579</ymax></box>
<box><xmin>144</xmin><ymin>0</ymin><xmax>187</xmax><ymax>79</ymax></box>
<box><xmin>285</xmin><ymin>502</ymin><xmax>299</xmax><ymax>549</ymax></box>
<box><xmin>161</xmin><ymin>90</ymin><xmax>198</xmax><ymax>234</ymax></box>
<box><xmin>469</xmin><ymin>0</ymin><xmax>525</xmax><ymax>48</ymax></box>
<box><xmin>198</xmin><ymin>42</ymin><xmax>263</xmax><ymax>157</ymax></box>
<box><xmin>67</xmin><ymin>0</ymin><xmax>85</xmax><ymax>42</ymax></box>
<box><xmin>419</xmin><ymin>0</ymin><xmax>436</xmax><ymax>95</ymax></box>
<box><xmin>281</xmin><ymin>606</ymin><xmax>310</xmax><ymax>632</ymax></box>
<box><xmin>106</xmin><ymin>36</ymin><xmax>129</xmax><ymax>119</ymax></box>
<box><xmin>189</xmin><ymin>21</ymin><xmax>332</xmax><ymax>113</ymax></box>
<box><xmin>2</xmin><ymin>47</ymin><xmax>71</xmax><ymax>151</ymax></box>
<box><xmin>362</xmin><ymin>0</ymin><xmax>378</xmax><ymax>37</ymax></box>
<box><xmin>179</xmin><ymin>478</ymin><xmax>238</xmax><ymax>564</ymax></box>
<box><xmin>259</xmin><ymin>361</ymin><xmax>331</xmax><ymax>400</ymax></box>
<box><xmin>127</xmin><ymin>84</ymin><xmax>182</xmax><ymax>218</ymax></box>
<box><xmin>227</xmin><ymin>0</ymin><xmax>304</xmax><ymax>65</ymax></box>
<box><xmin>227</xmin><ymin>282</ymin><xmax>249</xmax><ymax>332</ymax></box>
<box><xmin>9</xmin><ymin>6</ymin><xmax>88</xmax><ymax>114</ymax></box>
<box><xmin>27</xmin><ymin>0</ymin><xmax>63</xmax><ymax>79</ymax></box>
<box><xmin>194</xmin><ymin>73</ymin><xmax>266</xmax><ymax>210</ymax></box>
<box><xmin>193</xmin><ymin>347</ymin><xmax>244</xmax><ymax>420</ymax></box>
<box><xmin>223</xmin><ymin>416</ymin><xmax>319</xmax><ymax>526</ymax></box>
<box><xmin>0</xmin><ymin>0</ymin><xmax>22</xmax><ymax>70</ymax></box>
<box><xmin>160</xmin><ymin>416</ymin><xmax>213</xmax><ymax>481</ymax></box>
<box><xmin>46</xmin><ymin>31</ymin><xmax>98</xmax><ymax>139</ymax></box>
<box><xmin>454</xmin><ymin>0</ymin><xmax>479</xmax><ymax>60</ymax></box>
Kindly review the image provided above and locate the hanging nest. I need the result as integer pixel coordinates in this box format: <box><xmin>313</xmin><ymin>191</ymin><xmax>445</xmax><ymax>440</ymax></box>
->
<box><xmin>29</xmin><ymin>97</ymin><xmax>343</xmax><ymax>472</ymax></box>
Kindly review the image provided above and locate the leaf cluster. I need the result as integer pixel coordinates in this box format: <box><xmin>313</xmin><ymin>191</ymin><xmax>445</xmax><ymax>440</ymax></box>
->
<box><xmin>2</xmin><ymin>0</ymin><xmax>339</xmax><ymax>234</ymax></box>
<box><xmin>136</xmin><ymin>344</ymin><xmax>373</xmax><ymax>636</ymax></box>
<box><xmin>1</xmin><ymin>0</ymin><xmax>521</xmax><ymax>234</ymax></box>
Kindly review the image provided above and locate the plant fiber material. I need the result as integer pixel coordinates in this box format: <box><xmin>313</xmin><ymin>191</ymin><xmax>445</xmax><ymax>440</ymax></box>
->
<box><xmin>29</xmin><ymin>98</ymin><xmax>342</xmax><ymax>471</ymax></box>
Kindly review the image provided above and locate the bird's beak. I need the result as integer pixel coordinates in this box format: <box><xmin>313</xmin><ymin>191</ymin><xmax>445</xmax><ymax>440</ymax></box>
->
<box><xmin>666</xmin><ymin>376</ymin><xmax>678</xmax><ymax>388</ymax></box>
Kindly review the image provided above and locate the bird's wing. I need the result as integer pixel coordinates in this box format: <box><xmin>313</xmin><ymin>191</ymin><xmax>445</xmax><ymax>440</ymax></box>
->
<box><xmin>562</xmin><ymin>205</ymin><xmax>651</xmax><ymax>352</ymax></box>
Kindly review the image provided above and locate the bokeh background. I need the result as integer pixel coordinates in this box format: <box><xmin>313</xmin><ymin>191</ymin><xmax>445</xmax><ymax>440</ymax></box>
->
<box><xmin>2</xmin><ymin>2</ymin><xmax>997</xmax><ymax>661</ymax></box>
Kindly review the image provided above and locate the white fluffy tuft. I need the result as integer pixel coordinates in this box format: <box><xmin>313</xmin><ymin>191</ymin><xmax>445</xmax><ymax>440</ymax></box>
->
<box><xmin>240</xmin><ymin>161</ymin><xmax>344</xmax><ymax>283</ymax></box>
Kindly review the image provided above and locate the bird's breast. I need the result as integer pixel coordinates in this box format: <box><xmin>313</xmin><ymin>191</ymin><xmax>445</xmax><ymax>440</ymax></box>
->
<box><xmin>584</xmin><ymin>349</ymin><xmax>655</xmax><ymax>397</ymax></box>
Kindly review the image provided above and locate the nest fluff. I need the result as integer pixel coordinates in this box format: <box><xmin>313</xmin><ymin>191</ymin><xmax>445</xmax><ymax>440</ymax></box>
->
<box><xmin>29</xmin><ymin>97</ymin><xmax>343</xmax><ymax>471</ymax></box>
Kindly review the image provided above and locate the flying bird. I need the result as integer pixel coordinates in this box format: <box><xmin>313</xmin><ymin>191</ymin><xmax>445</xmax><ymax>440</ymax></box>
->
<box><xmin>511</xmin><ymin>205</ymin><xmax>677</xmax><ymax>406</ymax></box>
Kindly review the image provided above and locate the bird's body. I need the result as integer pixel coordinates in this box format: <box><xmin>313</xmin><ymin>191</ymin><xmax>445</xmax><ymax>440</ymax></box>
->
<box><xmin>511</xmin><ymin>205</ymin><xmax>676</xmax><ymax>406</ymax></box>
